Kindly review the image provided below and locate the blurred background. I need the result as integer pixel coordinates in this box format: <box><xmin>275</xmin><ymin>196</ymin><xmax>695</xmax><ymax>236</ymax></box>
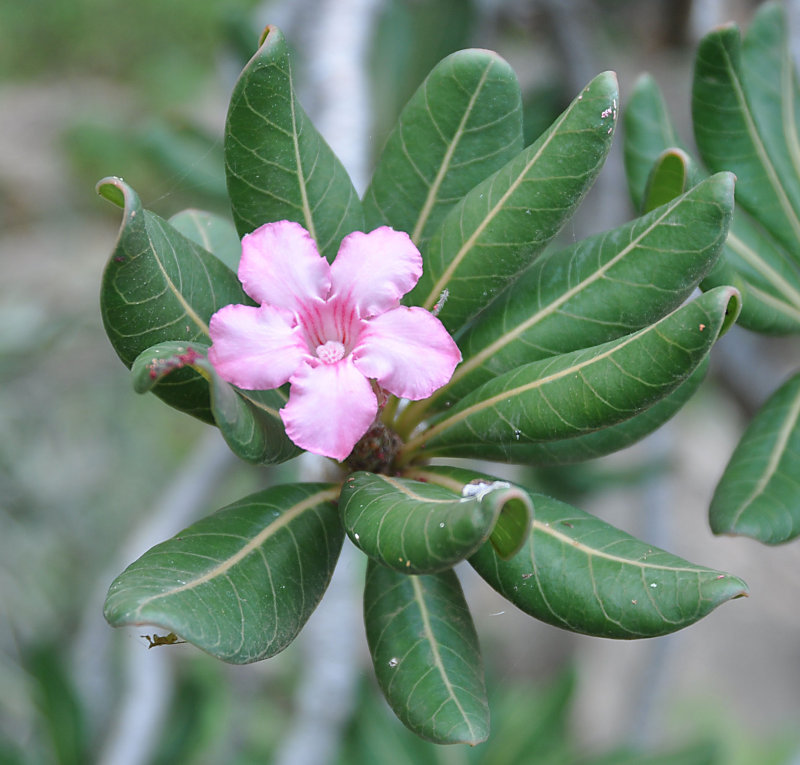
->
<box><xmin>2</xmin><ymin>0</ymin><xmax>800</xmax><ymax>763</ymax></box>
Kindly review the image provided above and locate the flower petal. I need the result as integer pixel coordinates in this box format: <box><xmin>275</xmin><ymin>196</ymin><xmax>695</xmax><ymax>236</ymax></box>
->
<box><xmin>329</xmin><ymin>227</ymin><xmax>422</xmax><ymax>317</ymax></box>
<box><xmin>281</xmin><ymin>358</ymin><xmax>377</xmax><ymax>460</ymax></box>
<box><xmin>353</xmin><ymin>306</ymin><xmax>461</xmax><ymax>400</ymax></box>
<box><xmin>208</xmin><ymin>303</ymin><xmax>310</xmax><ymax>390</ymax></box>
<box><xmin>239</xmin><ymin>220</ymin><xmax>331</xmax><ymax>312</ymax></box>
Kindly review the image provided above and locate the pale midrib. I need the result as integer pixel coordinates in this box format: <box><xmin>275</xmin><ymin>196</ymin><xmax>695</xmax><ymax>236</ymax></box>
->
<box><xmin>406</xmin><ymin>318</ymin><xmax>653</xmax><ymax>452</ymax></box>
<box><xmin>240</xmin><ymin>390</ymin><xmax>285</xmax><ymax>415</ymax></box>
<box><xmin>405</xmin><ymin>469</ymin><xmax>466</xmax><ymax>494</ymax></box>
<box><xmin>379</xmin><ymin>475</ymin><xmax>456</xmax><ymax>504</ymax></box>
<box><xmin>421</xmin><ymin>100</ymin><xmax>576</xmax><ymax>312</ymax></box>
<box><xmin>411</xmin><ymin>63</ymin><xmax>492</xmax><ymax>245</ymax></box>
<box><xmin>531</xmin><ymin>521</ymin><xmax>717</xmax><ymax>573</ymax></box>
<box><xmin>726</xmin><ymin>231</ymin><xmax>800</xmax><ymax>307</ymax></box>
<box><xmin>781</xmin><ymin>47</ymin><xmax>800</xmax><ymax>196</ymax></box>
<box><xmin>130</xmin><ymin>487</ymin><xmax>339</xmax><ymax>613</ymax></box>
<box><xmin>186</xmin><ymin>211</ymin><xmax>213</xmax><ymax>252</ymax></box>
<box><xmin>730</xmin><ymin>385</ymin><xmax>800</xmax><ymax>525</ymax></box>
<box><xmin>410</xmin><ymin>576</ymin><xmax>477</xmax><ymax>739</ymax></box>
<box><xmin>149</xmin><ymin>229</ymin><xmax>210</xmax><ymax>337</ymax></box>
<box><xmin>725</xmin><ymin>47</ymin><xmax>800</xmax><ymax>242</ymax></box>
<box><xmin>744</xmin><ymin>281</ymin><xmax>800</xmax><ymax>322</ymax></box>
<box><xmin>289</xmin><ymin>60</ymin><xmax>316</xmax><ymax>243</ymax></box>
<box><xmin>409</xmin><ymin>469</ymin><xmax>720</xmax><ymax>574</ymax></box>
<box><xmin>442</xmin><ymin>197</ymin><xmax>684</xmax><ymax>394</ymax></box>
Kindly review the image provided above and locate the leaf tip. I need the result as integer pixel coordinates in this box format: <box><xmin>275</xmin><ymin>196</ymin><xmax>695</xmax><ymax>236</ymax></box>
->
<box><xmin>96</xmin><ymin>176</ymin><xmax>128</xmax><ymax>209</ymax></box>
<box><xmin>257</xmin><ymin>24</ymin><xmax>281</xmax><ymax>48</ymax></box>
<box><xmin>709</xmin><ymin>572</ymin><xmax>749</xmax><ymax>604</ymax></box>
<box><xmin>486</xmin><ymin>488</ymin><xmax>532</xmax><ymax>560</ymax></box>
<box><xmin>632</xmin><ymin>71</ymin><xmax>656</xmax><ymax>94</ymax></box>
<box><xmin>719</xmin><ymin>287</ymin><xmax>742</xmax><ymax>336</ymax></box>
<box><xmin>586</xmin><ymin>70</ymin><xmax>619</xmax><ymax>103</ymax></box>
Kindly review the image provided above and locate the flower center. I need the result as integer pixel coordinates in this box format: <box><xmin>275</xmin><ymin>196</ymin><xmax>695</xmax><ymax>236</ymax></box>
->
<box><xmin>315</xmin><ymin>340</ymin><xmax>346</xmax><ymax>365</ymax></box>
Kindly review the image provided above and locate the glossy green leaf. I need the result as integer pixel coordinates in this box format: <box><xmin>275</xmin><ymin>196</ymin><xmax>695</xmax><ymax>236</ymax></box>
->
<box><xmin>472</xmin><ymin>490</ymin><xmax>746</xmax><ymax>638</ymax></box>
<box><xmin>169</xmin><ymin>209</ymin><xmax>242</xmax><ymax>272</ymax></box>
<box><xmin>340</xmin><ymin>472</ymin><xmax>531</xmax><ymax>573</ymax></box>
<box><xmin>702</xmin><ymin>213</ymin><xmax>800</xmax><ymax>334</ymax></box>
<box><xmin>624</xmin><ymin>71</ymin><xmax>800</xmax><ymax>333</ymax></box>
<box><xmin>131</xmin><ymin>342</ymin><xmax>299</xmax><ymax>464</ymax></box>
<box><xmin>623</xmin><ymin>73</ymin><xmax>688</xmax><ymax>210</ymax></box>
<box><xmin>402</xmin><ymin>286</ymin><xmax>740</xmax><ymax>463</ymax></box>
<box><xmin>710</xmin><ymin>371</ymin><xmax>800</xmax><ymax>544</ymax></box>
<box><xmin>407</xmin><ymin>71</ymin><xmax>618</xmax><ymax>334</ymax></box>
<box><xmin>224</xmin><ymin>25</ymin><xmax>363</xmax><ymax>259</ymax></box>
<box><xmin>98</xmin><ymin>177</ymin><xmax>249</xmax><ymax>423</ymax></box>
<box><xmin>104</xmin><ymin>483</ymin><xmax>342</xmax><ymax>663</ymax></box>
<box><xmin>363</xmin><ymin>560</ymin><xmax>489</xmax><ymax>744</ymax></box>
<box><xmin>363</xmin><ymin>48</ymin><xmax>523</xmax><ymax>246</ymax></box>
<box><xmin>508</xmin><ymin>358</ymin><xmax>710</xmax><ymax>466</ymax></box>
<box><xmin>408</xmin><ymin>464</ymin><xmax>747</xmax><ymax>637</ymax></box>
<box><xmin>408</xmin><ymin>173</ymin><xmax>733</xmax><ymax>420</ymax></box>
<box><xmin>693</xmin><ymin>3</ymin><xmax>800</xmax><ymax>264</ymax></box>
<box><xmin>642</xmin><ymin>148</ymin><xmax>692</xmax><ymax>213</ymax></box>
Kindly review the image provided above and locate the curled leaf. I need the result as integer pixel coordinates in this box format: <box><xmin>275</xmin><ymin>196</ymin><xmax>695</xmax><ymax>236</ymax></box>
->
<box><xmin>340</xmin><ymin>472</ymin><xmax>531</xmax><ymax>573</ymax></box>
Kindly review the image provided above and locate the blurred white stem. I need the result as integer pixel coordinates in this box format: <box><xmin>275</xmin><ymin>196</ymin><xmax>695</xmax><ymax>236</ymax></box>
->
<box><xmin>301</xmin><ymin>0</ymin><xmax>383</xmax><ymax>195</ymax></box>
<box><xmin>89</xmin><ymin>432</ymin><xmax>236</xmax><ymax>765</ymax></box>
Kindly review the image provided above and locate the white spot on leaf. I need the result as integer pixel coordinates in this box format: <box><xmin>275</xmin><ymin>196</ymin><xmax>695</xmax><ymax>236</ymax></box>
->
<box><xmin>461</xmin><ymin>480</ymin><xmax>511</xmax><ymax>502</ymax></box>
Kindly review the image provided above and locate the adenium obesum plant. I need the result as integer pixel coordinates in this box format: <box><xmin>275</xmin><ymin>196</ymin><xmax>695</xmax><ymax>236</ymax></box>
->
<box><xmin>208</xmin><ymin>220</ymin><xmax>460</xmax><ymax>461</ymax></box>
<box><xmin>98</xmin><ymin>24</ymin><xmax>749</xmax><ymax>746</ymax></box>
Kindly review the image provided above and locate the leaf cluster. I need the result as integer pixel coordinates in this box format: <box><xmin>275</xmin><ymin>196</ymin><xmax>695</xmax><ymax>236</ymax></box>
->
<box><xmin>623</xmin><ymin>1</ymin><xmax>800</xmax><ymax>546</ymax></box>
<box><xmin>97</xmin><ymin>24</ymin><xmax>749</xmax><ymax>745</ymax></box>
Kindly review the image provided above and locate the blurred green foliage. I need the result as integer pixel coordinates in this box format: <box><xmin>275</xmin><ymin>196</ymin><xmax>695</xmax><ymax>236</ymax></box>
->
<box><xmin>0</xmin><ymin>0</ymin><xmax>260</xmax><ymax>103</ymax></box>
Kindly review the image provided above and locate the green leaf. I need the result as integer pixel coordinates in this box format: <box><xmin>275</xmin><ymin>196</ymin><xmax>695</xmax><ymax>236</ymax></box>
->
<box><xmin>98</xmin><ymin>177</ymin><xmax>250</xmax><ymax>423</ymax></box>
<box><xmin>412</xmin><ymin>173</ymin><xmax>733</xmax><ymax>417</ymax></box>
<box><xmin>624</xmin><ymin>70</ymin><xmax>800</xmax><ymax>333</ymax></box>
<box><xmin>340</xmin><ymin>472</ymin><xmax>531</xmax><ymax>573</ymax></box>
<box><xmin>507</xmin><ymin>358</ymin><xmax>710</xmax><ymax>466</ymax></box>
<box><xmin>642</xmin><ymin>148</ymin><xmax>692</xmax><ymax>213</ymax></box>
<box><xmin>401</xmin><ymin>286</ymin><xmax>740</xmax><ymax>463</ymax></box>
<box><xmin>131</xmin><ymin>342</ymin><xmax>299</xmax><ymax>464</ymax></box>
<box><xmin>363</xmin><ymin>560</ymin><xmax>489</xmax><ymax>744</ymax></box>
<box><xmin>690</xmin><ymin>3</ymin><xmax>800</xmax><ymax>332</ymax></box>
<box><xmin>467</xmin><ymin>487</ymin><xmax>747</xmax><ymax>638</ymax></box>
<box><xmin>224</xmin><ymin>25</ymin><xmax>363</xmax><ymax>259</ymax></box>
<box><xmin>710</xmin><ymin>371</ymin><xmax>800</xmax><ymax>544</ymax></box>
<box><xmin>169</xmin><ymin>208</ymin><xmax>242</xmax><ymax>272</ymax></box>
<box><xmin>702</xmin><ymin>212</ymin><xmax>800</xmax><ymax>334</ymax></box>
<box><xmin>363</xmin><ymin>48</ymin><xmax>523</xmax><ymax>246</ymax></box>
<box><xmin>693</xmin><ymin>4</ymin><xmax>800</xmax><ymax>264</ymax></box>
<box><xmin>623</xmin><ymin>73</ymin><xmax>688</xmax><ymax>210</ymax></box>
<box><xmin>104</xmin><ymin>483</ymin><xmax>343</xmax><ymax>663</ymax></box>
<box><xmin>406</xmin><ymin>71</ymin><xmax>618</xmax><ymax>334</ymax></box>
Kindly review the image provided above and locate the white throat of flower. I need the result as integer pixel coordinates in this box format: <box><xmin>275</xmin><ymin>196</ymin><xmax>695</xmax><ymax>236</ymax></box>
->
<box><xmin>316</xmin><ymin>340</ymin><xmax>346</xmax><ymax>364</ymax></box>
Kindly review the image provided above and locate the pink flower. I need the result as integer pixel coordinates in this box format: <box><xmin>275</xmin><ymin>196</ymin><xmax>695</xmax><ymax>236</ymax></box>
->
<box><xmin>208</xmin><ymin>221</ymin><xmax>461</xmax><ymax>461</ymax></box>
